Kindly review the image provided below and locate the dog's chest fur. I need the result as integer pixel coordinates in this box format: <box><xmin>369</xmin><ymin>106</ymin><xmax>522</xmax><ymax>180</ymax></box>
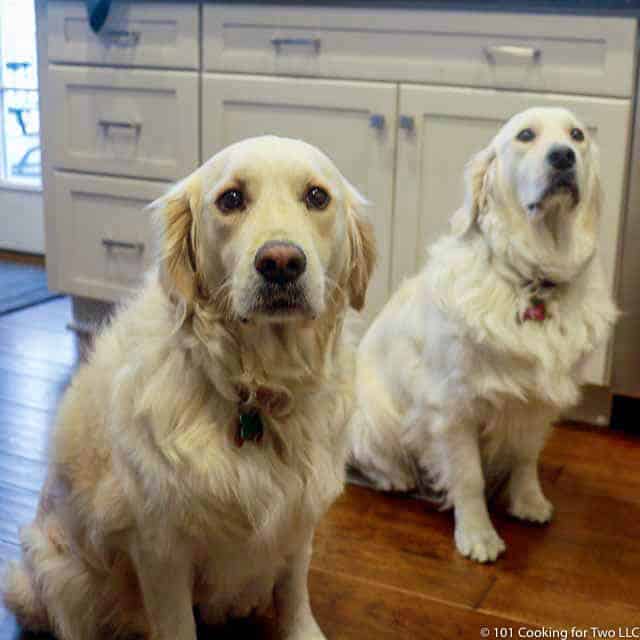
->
<box><xmin>426</xmin><ymin>235</ymin><xmax>616</xmax><ymax>411</ymax></box>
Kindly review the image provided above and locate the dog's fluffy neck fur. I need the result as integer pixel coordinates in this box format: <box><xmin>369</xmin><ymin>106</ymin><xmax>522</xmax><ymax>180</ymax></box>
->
<box><xmin>478</xmin><ymin>196</ymin><xmax>597</xmax><ymax>290</ymax></box>
<box><xmin>181</xmin><ymin>289</ymin><xmax>348</xmax><ymax>413</ymax></box>
<box><xmin>427</xmin><ymin>221</ymin><xmax>615</xmax><ymax>408</ymax></box>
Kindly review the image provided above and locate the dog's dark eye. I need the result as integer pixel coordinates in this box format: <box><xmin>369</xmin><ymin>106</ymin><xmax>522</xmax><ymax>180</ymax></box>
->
<box><xmin>216</xmin><ymin>189</ymin><xmax>245</xmax><ymax>213</ymax></box>
<box><xmin>305</xmin><ymin>186</ymin><xmax>330</xmax><ymax>210</ymax></box>
<box><xmin>570</xmin><ymin>128</ymin><xmax>585</xmax><ymax>142</ymax></box>
<box><xmin>516</xmin><ymin>128</ymin><xmax>536</xmax><ymax>143</ymax></box>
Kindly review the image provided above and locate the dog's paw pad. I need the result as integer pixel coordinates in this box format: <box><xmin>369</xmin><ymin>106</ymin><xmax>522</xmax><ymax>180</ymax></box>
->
<box><xmin>509</xmin><ymin>492</ymin><xmax>554</xmax><ymax>524</ymax></box>
<box><xmin>455</xmin><ymin>525</ymin><xmax>506</xmax><ymax>563</ymax></box>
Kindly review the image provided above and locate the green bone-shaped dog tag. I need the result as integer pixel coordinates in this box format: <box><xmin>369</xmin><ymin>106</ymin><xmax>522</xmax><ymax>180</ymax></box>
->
<box><xmin>238</xmin><ymin>409</ymin><xmax>264</xmax><ymax>443</ymax></box>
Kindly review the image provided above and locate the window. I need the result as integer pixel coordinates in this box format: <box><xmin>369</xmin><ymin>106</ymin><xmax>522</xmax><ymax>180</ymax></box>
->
<box><xmin>0</xmin><ymin>0</ymin><xmax>41</xmax><ymax>188</ymax></box>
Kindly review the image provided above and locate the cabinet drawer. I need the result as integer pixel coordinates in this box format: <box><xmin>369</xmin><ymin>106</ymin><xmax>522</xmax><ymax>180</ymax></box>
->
<box><xmin>51</xmin><ymin>172</ymin><xmax>168</xmax><ymax>302</ymax></box>
<box><xmin>49</xmin><ymin>66</ymin><xmax>199</xmax><ymax>180</ymax></box>
<box><xmin>48</xmin><ymin>1</ymin><xmax>199</xmax><ymax>69</ymax></box>
<box><xmin>203</xmin><ymin>5</ymin><xmax>636</xmax><ymax>98</ymax></box>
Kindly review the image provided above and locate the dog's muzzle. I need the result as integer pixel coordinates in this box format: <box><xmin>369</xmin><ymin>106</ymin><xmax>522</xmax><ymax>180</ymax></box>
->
<box><xmin>252</xmin><ymin>241</ymin><xmax>310</xmax><ymax>315</ymax></box>
<box><xmin>544</xmin><ymin>170</ymin><xmax>580</xmax><ymax>207</ymax></box>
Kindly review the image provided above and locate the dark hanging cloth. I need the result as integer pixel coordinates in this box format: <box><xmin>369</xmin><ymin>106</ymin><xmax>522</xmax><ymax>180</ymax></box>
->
<box><xmin>85</xmin><ymin>0</ymin><xmax>112</xmax><ymax>33</ymax></box>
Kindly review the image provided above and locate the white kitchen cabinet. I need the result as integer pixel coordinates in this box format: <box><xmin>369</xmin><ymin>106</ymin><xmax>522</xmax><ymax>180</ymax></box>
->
<box><xmin>202</xmin><ymin>73</ymin><xmax>397</xmax><ymax>323</ymax></box>
<box><xmin>49</xmin><ymin>65</ymin><xmax>199</xmax><ymax>181</ymax></box>
<box><xmin>203</xmin><ymin>5</ymin><xmax>636</xmax><ymax>98</ymax></box>
<box><xmin>37</xmin><ymin>1</ymin><xmax>637</xmax><ymax>405</ymax></box>
<box><xmin>393</xmin><ymin>84</ymin><xmax>631</xmax><ymax>385</ymax></box>
<box><xmin>51</xmin><ymin>172</ymin><xmax>168</xmax><ymax>302</ymax></box>
<box><xmin>48</xmin><ymin>1</ymin><xmax>199</xmax><ymax>69</ymax></box>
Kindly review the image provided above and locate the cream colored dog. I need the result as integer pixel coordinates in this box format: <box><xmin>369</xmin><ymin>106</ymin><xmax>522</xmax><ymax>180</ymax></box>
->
<box><xmin>350</xmin><ymin>107</ymin><xmax>617</xmax><ymax>563</ymax></box>
<box><xmin>3</xmin><ymin>136</ymin><xmax>375</xmax><ymax>639</ymax></box>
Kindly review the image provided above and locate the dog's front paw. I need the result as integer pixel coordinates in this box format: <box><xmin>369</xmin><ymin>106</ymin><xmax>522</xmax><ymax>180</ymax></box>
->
<box><xmin>509</xmin><ymin>491</ymin><xmax>553</xmax><ymax>524</ymax></box>
<box><xmin>455</xmin><ymin>523</ymin><xmax>506</xmax><ymax>563</ymax></box>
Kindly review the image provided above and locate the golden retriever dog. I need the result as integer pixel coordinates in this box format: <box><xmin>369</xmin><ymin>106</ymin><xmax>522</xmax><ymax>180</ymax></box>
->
<box><xmin>3</xmin><ymin>136</ymin><xmax>375</xmax><ymax>639</ymax></box>
<box><xmin>349</xmin><ymin>107</ymin><xmax>617</xmax><ymax>563</ymax></box>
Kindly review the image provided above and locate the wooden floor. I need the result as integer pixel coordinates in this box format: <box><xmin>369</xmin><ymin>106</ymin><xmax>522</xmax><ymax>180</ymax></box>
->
<box><xmin>0</xmin><ymin>295</ymin><xmax>639</xmax><ymax>639</ymax></box>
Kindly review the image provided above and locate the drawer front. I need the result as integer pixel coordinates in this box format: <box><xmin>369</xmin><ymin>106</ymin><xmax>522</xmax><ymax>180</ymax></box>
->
<box><xmin>51</xmin><ymin>171</ymin><xmax>168</xmax><ymax>301</ymax></box>
<box><xmin>203</xmin><ymin>5</ymin><xmax>636</xmax><ymax>98</ymax></box>
<box><xmin>49</xmin><ymin>66</ymin><xmax>199</xmax><ymax>180</ymax></box>
<box><xmin>48</xmin><ymin>1</ymin><xmax>199</xmax><ymax>69</ymax></box>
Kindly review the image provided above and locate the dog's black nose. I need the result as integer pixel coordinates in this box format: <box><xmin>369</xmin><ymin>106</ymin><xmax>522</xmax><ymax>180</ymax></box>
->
<box><xmin>255</xmin><ymin>241</ymin><xmax>307</xmax><ymax>285</ymax></box>
<box><xmin>548</xmin><ymin>145</ymin><xmax>576</xmax><ymax>171</ymax></box>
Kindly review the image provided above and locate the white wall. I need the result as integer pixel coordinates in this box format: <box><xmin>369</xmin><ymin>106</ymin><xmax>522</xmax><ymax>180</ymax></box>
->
<box><xmin>0</xmin><ymin>187</ymin><xmax>44</xmax><ymax>253</ymax></box>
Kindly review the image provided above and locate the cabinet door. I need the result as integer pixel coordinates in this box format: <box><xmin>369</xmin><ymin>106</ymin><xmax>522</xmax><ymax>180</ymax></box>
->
<box><xmin>393</xmin><ymin>85</ymin><xmax>630</xmax><ymax>386</ymax></box>
<box><xmin>51</xmin><ymin>171</ymin><xmax>169</xmax><ymax>301</ymax></box>
<box><xmin>202</xmin><ymin>74</ymin><xmax>397</xmax><ymax>325</ymax></box>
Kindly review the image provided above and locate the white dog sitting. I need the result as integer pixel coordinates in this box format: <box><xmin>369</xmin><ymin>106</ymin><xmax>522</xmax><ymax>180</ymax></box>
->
<box><xmin>3</xmin><ymin>136</ymin><xmax>375</xmax><ymax>639</ymax></box>
<box><xmin>350</xmin><ymin>107</ymin><xmax>617</xmax><ymax>563</ymax></box>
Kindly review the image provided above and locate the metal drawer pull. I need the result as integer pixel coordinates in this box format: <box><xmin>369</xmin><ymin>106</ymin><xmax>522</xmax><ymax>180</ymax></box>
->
<box><xmin>271</xmin><ymin>37</ymin><xmax>321</xmax><ymax>53</ymax></box>
<box><xmin>102</xmin><ymin>239</ymin><xmax>144</xmax><ymax>253</ymax></box>
<box><xmin>369</xmin><ymin>114</ymin><xmax>385</xmax><ymax>130</ymax></box>
<box><xmin>399</xmin><ymin>115</ymin><xmax>415</xmax><ymax>132</ymax></box>
<box><xmin>484</xmin><ymin>45</ymin><xmax>541</xmax><ymax>63</ymax></box>
<box><xmin>98</xmin><ymin>119</ymin><xmax>142</xmax><ymax>133</ymax></box>
<box><xmin>104</xmin><ymin>29</ymin><xmax>141</xmax><ymax>47</ymax></box>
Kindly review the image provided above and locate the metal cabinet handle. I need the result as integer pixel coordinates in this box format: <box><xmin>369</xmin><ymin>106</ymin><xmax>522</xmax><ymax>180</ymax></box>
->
<box><xmin>98</xmin><ymin>119</ymin><xmax>142</xmax><ymax>134</ymax></box>
<box><xmin>102</xmin><ymin>239</ymin><xmax>144</xmax><ymax>253</ymax></box>
<box><xmin>271</xmin><ymin>37</ymin><xmax>321</xmax><ymax>53</ymax></box>
<box><xmin>484</xmin><ymin>45</ymin><xmax>541</xmax><ymax>63</ymax></box>
<box><xmin>369</xmin><ymin>114</ymin><xmax>385</xmax><ymax>130</ymax></box>
<box><xmin>399</xmin><ymin>115</ymin><xmax>415</xmax><ymax>132</ymax></box>
<box><xmin>104</xmin><ymin>29</ymin><xmax>141</xmax><ymax>47</ymax></box>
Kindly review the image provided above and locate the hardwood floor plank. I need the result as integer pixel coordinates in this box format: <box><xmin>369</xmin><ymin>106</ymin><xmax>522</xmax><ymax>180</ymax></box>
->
<box><xmin>0</xmin><ymin>298</ymin><xmax>72</xmax><ymax>334</ymax></box>
<box><xmin>0</xmin><ymin>352</ymin><xmax>73</xmax><ymax>387</ymax></box>
<box><xmin>479</xmin><ymin>572</ymin><xmax>640</xmax><ymax>630</ymax></box>
<box><xmin>0</xmin><ymin>484</ymin><xmax>39</xmax><ymax>546</ymax></box>
<box><xmin>313</xmin><ymin>486</ymin><xmax>494</xmax><ymax>610</ymax></box>
<box><xmin>0</xmin><ymin>427</ymin><xmax>50</xmax><ymax>464</ymax></box>
<box><xmin>0</xmin><ymin>326</ymin><xmax>80</xmax><ymax>369</ymax></box>
<box><xmin>0</xmin><ymin>371</ymin><xmax>68</xmax><ymax>414</ymax></box>
<box><xmin>309</xmin><ymin>567</ymin><xmax>537</xmax><ymax>640</ymax></box>
<box><xmin>0</xmin><ymin>403</ymin><xmax>55</xmax><ymax>434</ymax></box>
<box><xmin>0</xmin><ymin>251</ymin><xmax>45</xmax><ymax>267</ymax></box>
<box><xmin>0</xmin><ymin>453</ymin><xmax>47</xmax><ymax>497</ymax></box>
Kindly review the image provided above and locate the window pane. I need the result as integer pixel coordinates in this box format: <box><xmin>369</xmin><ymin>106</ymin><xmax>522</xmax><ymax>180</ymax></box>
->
<box><xmin>0</xmin><ymin>0</ymin><xmax>41</xmax><ymax>187</ymax></box>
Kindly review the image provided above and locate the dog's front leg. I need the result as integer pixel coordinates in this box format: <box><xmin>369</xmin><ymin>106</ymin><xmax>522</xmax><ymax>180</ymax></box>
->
<box><xmin>508</xmin><ymin>416</ymin><xmax>553</xmax><ymax>524</ymax></box>
<box><xmin>274</xmin><ymin>535</ymin><xmax>326</xmax><ymax>640</ymax></box>
<box><xmin>437</xmin><ymin>423</ymin><xmax>506</xmax><ymax>563</ymax></box>
<box><xmin>130</xmin><ymin>537</ymin><xmax>196</xmax><ymax>640</ymax></box>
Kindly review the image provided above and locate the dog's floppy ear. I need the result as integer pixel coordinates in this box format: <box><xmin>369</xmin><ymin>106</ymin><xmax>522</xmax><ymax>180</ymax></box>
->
<box><xmin>343</xmin><ymin>180</ymin><xmax>376</xmax><ymax>311</ymax></box>
<box><xmin>452</xmin><ymin>145</ymin><xmax>496</xmax><ymax>236</ymax></box>
<box><xmin>149</xmin><ymin>174</ymin><xmax>204</xmax><ymax>311</ymax></box>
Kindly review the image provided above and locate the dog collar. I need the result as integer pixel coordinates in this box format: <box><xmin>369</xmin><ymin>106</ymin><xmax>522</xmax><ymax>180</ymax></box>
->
<box><xmin>233</xmin><ymin>384</ymin><xmax>290</xmax><ymax>447</ymax></box>
<box><xmin>521</xmin><ymin>297</ymin><xmax>547</xmax><ymax>323</ymax></box>
<box><xmin>517</xmin><ymin>279</ymin><xmax>557</xmax><ymax>324</ymax></box>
